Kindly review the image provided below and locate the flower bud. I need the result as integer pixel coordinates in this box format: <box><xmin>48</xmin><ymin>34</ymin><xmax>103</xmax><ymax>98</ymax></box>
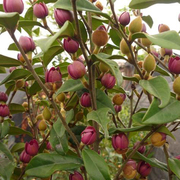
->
<box><xmin>123</xmin><ymin>159</ymin><xmax>137</xmax><ymax>179</ymax></box>
<box><xmin>92</xmin><ymin>25</ymin><xmax>108</xmax><ymax>47</ymax></box>
<box><xmin>120</xmin><ymin>38</ymin><xmax>131</xmax><ymax>55</ymax></box>
<box><xmin>99</xmin><ymin>62</ymin><xmax>109</xmax><ymax>73</ymax></box>
<box><xmin>43</xmin><ymin>107</ymin><xmax>51</xmax><ymax>121</ymax></box>
<box><xmin>168</xmin><ymin>56</ymin><xmax>180</xmax><ymax>74</ymax></box>
<box><xmin>54</xmin><ymin>9</ymin><xmax>73</xmax><ymax>26</ymax></box>
<box><xmin>36</xmin><ymin>114</ymin><xmax>43</xmax><ymax>121</ymax></box>
<box><xmin>3</xmin><ymin>0</ymin><xmax>24</xmax><ymax>14</ymax></box>
<box><xmin>175</xmin><ymin>155</ymin><xmax>180</xmax><ymax>160</ymax></box>
<box><xmin>37</xmin><ymin>120</ymin><xmax>47</xmax><ymax>131</ymax></box>
<box><xmin>95</xmin><ymin>1</ymin><xmax>103</xmax><ymax>11</ymax></box>
<box><xmin>101</xmin><ymin>73</ymin><xmax>116</xmax><ymax>89</ymax></box>
<box><xmin>112</xmin><ymin>133</ymin><xmax>129</xmax><ymax>154</ymax></box>
<box><xmin>137</xmin><ymin>161</ymin><xmax>151</xmax><ymax>177</ymax></box>
<box><xmin>158</xmin><ymin>24</ymin><xmax>170</xmax><ymax>33</ymax></box>
<box><xmin>68</xmin><ymin>61</ymin><xmax>86</xmax><ymax>80</ymax></box>
<box><xmin>20</xmin><ymin>150</ymin><xmax>31</xmax><ymax>163</ymax></box>
<box><xmin>113</xmin><ymin>93</ymin><xmax>126</xmax><ymax>105</ymax></box>
<box><xmin>25</xmin><ymin>139</ymin><xmax>39</xmax><ymax>156</ymax></box>
<box><xmin>69</xmin><ymin>171</ymin><xmax>84</xmax><ymax>180</ymax></box>
<box><xmin>46</xmin><ymin>141</ymin><xmax>52</xmax><ymax>150</ymax></box>
<box><xmin>141</xmin><ymin>23</ymin><xmax>147</xmax><ymax>33</ymax></box>
<box><xmin>0</xmin><ymin>92</ymin><xmax>8</xmax><ymax>103</ymax></box>
<box><xmin>75</xmin><ymin>111</ymin><xmax>84</xmax><ymax>121</ymax></box>
<box><xmin>45</xmin><ymin>67</ymin><xmax>62</xmax><ymax>83</ymax></box>
<box><xmin>33</xmin><ymin>2</ymin><xmax>48</xmax><ymax>19</ymax></box>
<box><xmin>160</xmin><ymin>48</ymin><xmax>172</xmax><ymax>57</ymax></box>
<box><xmin>56</xmin><ymin>93</ymin><xmax>66</xmax><ymax>103</ymax></box>
<box><xmin>143</xmin><ymin>54</ymin><xmax>156</xmax><ymax>73</ymax></box>
<box><xmin>9</xmin><ymin>67</ymin><xmax>16</xmax><ymax>73</ymax></box>
<box><xmin>80</xmin><ymin>93</ymin><xmax>91</xmax><ymax>108</ymax></box>
<box><xmin>63</xmin><ymin>38</ymin><xmax>79</xmax><ymax>54</ymax></box>
<box><xmin>133</xmin><ymin>141</ymin><xmax>146</xmax><ymax>154</ymax></box>
<box><xmin>173</xmin><ymin>77</ymin><xmax>180</xmax><ymax>96</ymax></box>
<box><xmin>0</xmin><ymin>104</ymin><xmax>10</xmax><ymax>117</ymax></box>
<box><xmin>152</xmin><ymin>50</ymin><xmax>159</xmax><ymax>58</ymax></box>
<box><xmin>129</xmin><ymin>16</ymin><xmax>143</xmax><ymax>34</ymax></box>
<box><xmin>150</xmin><ymin>132</ymin><xmax>166</xmax><ymax>147</ymax></box>
<box><xmin>114</xmin><ymin>105</ymin><xmax>122</xmax><ymax>113</ymax></box>
<box><xmin>16</xmin><ymin>79</ymin><xmax>25</xmax><ymax>89</ymax></box>
<box><xmin>141</xmin><ymin>37</ymin><xmax>152</xmax><ymax>47</ymax></box>
<box><xmin>89</xmin><ymin>0</ymin><xmax>97</xmax><ymax>2</ymax></box>
<box><xmin>19</xmin><ymin>36</ymin><xmax>35</xmax><ymax>53</ymax></box>
<box><xmin>17</xmin><ymin>53</ymin><xmax>25</xmax><ymax>63</ymax></box>
<box><xmin>81</xmin><ymin>126</ymin><xmax>96</xmax><ymax>145</ymax></box>
<box><xmin>118</xmin><ymin>12</ymin><xmax>130</xmax><ymax>26</ymax></box>
<box><xmin>22</xmin><ymin>102</ymin><xmax>28</xmax><ymax>111</ymax></box>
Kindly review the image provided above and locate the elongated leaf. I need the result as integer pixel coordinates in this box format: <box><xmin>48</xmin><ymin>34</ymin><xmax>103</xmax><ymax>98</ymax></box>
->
<box><xmin>0</xmin><ymin>66</ymin><xmax>6</xmax><ymax>73</ymax></box>
<box><xmin>0</xmin><ymin>55</ymin><xmax>22</xmax><ymax>67</ymax></box>
<box><xmin>0</xmin><ymin>159</ymin><xmax>14</xmax><ymax>180</ymax></box>
<box><xmin>155</xmin><ymin>65</ymin><xmax>173</xmax><ymax>79</ymax></box>
<box><xmin>19</xmin><ymin>20</ymin><xmax>43</xmax><ymax>28</ymax></box>
<box><xmin>36</xmin><ymin>21</ymin><xmax>74</xmax><ymax>52</ymax></box>
<box><xmin>9</xmin><ymin>103</ymin><xmax>25</xmax><ymax>114</ymax></box>
<box><xmin>139</xmin><ymin>76</ymin><xmax>170</xmax><ymax>108</ymax></box>
<box><xmin>0</xmin><ymin>142</ymin><xmax>13</xmax><ymax>161</ymax></box>
<box><xmin>87</xmin><ymin>108</ymin><xmax>110</xmax><ymax>137</ymax></box>
<box><xmin>129</xmin><ymin>0</ymin><xmax>180</xmax><ymax>9</ymax></box>
<box><xmin>132</xmin><ymin>31</ymin><xmax>180</xmax><ymax>50</ymax></box>
<box><xmin>10</xmin><ymin>143</ymin><xmax>25</xmax><ymax>153</ymax></box>
<box><xmin>9</xmin><ymin>126</ymin><xmax>33</xmax><ymax>137</ymax></box>
<box><xmin>82</xmin><ymin>149</ymin><xmax>111</xmax><ymax>180</ymax></box>
<box><xmin>168</xmin><ymin>158</ymin><xmax>180</xmax><ymax>179</ymax></box>
<box><xmin>92</xmin><ymin>53</ymin><xmax>123</xmax><ymax>87</ymax></box>
<box><xmin>132</xmin><ymin>112</ymin><xmax>145</xmax><ymax>125</ymax></box>
<box><xmin>26</xmin><ymin>153</ymin><xmax>82</xmax><ymax>178</ymax></box>
<box><xmin>8</xmin><ymin>43</ymin><xmax>19</xmax><ymax>51</ymax></box>
<box><xmin>157</xmin><ymin>126</ymin><xmax>175</xmax><ymax>140</ymax></box>
<box><xmin>142</xmin><ymin>15</ymin><xmax>153</xmax><ymax>28</ymax></box>
<box><xmin>0</xmin><ymin>121</ymin><xmax>9</xmax><ymax>138</ymax></box>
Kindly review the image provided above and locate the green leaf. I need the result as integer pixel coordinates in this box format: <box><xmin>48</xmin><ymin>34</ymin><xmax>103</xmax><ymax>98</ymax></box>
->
<box><xmin>157</xmin><ymin>126</ymin><xmax>175</xmax><ymax>140</ymax></box>
<box><xmin>36</xmin><ymin>21</ymin><xmax>74</xmax><ymax>52</ymax></box>
<box><xmin>132</xmin><ymin>31</ymin><xmax>180</xmax><ymax>50</ymax></box>
<box><xmin>96</xmin><ymin>89</ymin><xmax>115</xmax><ymax>114</ymax></box>
<box><xmin>19</xmin><ymin>20</ymin><xmax>43</xmax><ymax>28</ymax></box>
<box><xmin>0</xmin><ymin>55</ymin><xmax>22</xmax><ymax>67</ymax></box>
<box><xmin>132</xmin><ymin>112</ymin><xmax>145</xmax><ymax>125</ymax></box>
<box><xmin>123</xmin><ymin>75</ymin><xmax>139</xmax><ymax>83</ymax></box>
<box><xmin>0</xmin><ymin>12</ymin><xmax>19</xmax><ymax>30</ymax></box>
<box><xmin>28</xmin><ymin>81</ymin><xmax>42</xmax><ymax>95</ymax></box>
<box><xmin>155</xmin><ymin>65</ymin><xmax>173</xmax><ymax>79</ymax></box>
<box><xmin>10</xmin><ymin>143</ymin><xmax>25</xmax><ymax>153</ymax></box>
<box><xmin>129</xmin><ymin>0</ymin><xmax>180</xmax><ymax>9</ymax></box>
<box><xmin>8</xmin><ymin>43</ymin><xmax>19</xmax><ymax>51</ymax></box>
<box><xmin>9</xmin><ymin>103</ymin><xmax>25</xmax><ymax>114</ymax></box>
<box><xmin>59</xmin><ymin>62</ymin><xmax>70</xmax><ymax>77</ymax></box>
<box><xmin>9</xmin><ymin>126</ymin><xmax>33</xmax><ymax>137</ymax></box>
<box><xmin>0</xmin><ymin>121</ymin><xmax>9</xmax><ymax>138</ymax></box>
<box><xmin>0</xmin><ymin>159</ymin><xmax>14</xmax><ymax>180</ymax></box>
<box><xmin>142</xmin><ymin>15</ymin><xmax>153</xmax><ymax>28</ymax></box>
<box><xmin>92</xmin><ymin>53</ymin><xmax>123</xmax><ymax>87</ymax></box>
<box><xmin>0</xmin><ymin>142</ymin><xmax>13</xmax><ymax>161</ymax></box>
<box><xmin>143</xmin><ymin>98</ymin><xmax>180</xmax><ymax>124</ymax></box>
<box><xmin>0</xmin><ymin>69</ymin><xmax>31</xmax><ymax>85</ymax></box>
<box><xmin>82</xmin><ymin>149</ymin><xmax>111</xmax><ymax>180</ymax></box>
<box><xmin>140</xmin><ymin>76</ymin><xmax>170</xmax><ymax>108</ymax></box>
<box><xmin>26</xmin><ymin>153</ymin><xmax>82</xmax><ymax>178</ymax></box>
<box><xmin>109</xmin><ymin>29</ymin><xmax>122</xmax><ymax>46</ymax></box>
<box><xmin>87</xmin><ymin>108</ymin><xmax>110</xmax><ymax>137</ymax></box>
<box><xmin>168</xmin><ymin>158</ymin><xmax>180</xmax><ymax>179</ymax></box>
<box><xmin>0</xmin><ymin>66</ymin><xmax>6</xmax><ymax>73</ymax></box>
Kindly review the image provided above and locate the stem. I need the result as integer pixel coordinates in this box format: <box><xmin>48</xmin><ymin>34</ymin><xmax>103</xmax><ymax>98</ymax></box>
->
<box><xmin>116</xmin><ymin>116</ymin><xmax>126</xmax><ymax>128</ymax></box>
<box><xmin>7</xmin><ymin>90</ymin><xmax>17</xmax><ymax>106</ymax></box>
<box><xmin>132</xmin><ymin>91</ymin><xmax>143</xmax><ymax>114</ymax></box>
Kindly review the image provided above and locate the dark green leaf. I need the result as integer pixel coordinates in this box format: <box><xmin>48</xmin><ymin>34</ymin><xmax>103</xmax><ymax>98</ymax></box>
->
<box><xmin>59</xmin><ymin>62</ymin><xmax>70</xmax><ymax>77</ymax></box>
<box><xmin>9</xmin><ymin>103</ymin><xmax>25</xmax><ymax>114</ymax></box>
<box><xmin>123</xmin><ymin>75</ymin><xmax>139</xmax><ymax>83</ymax></box>
<box><xmin>109</xmin><ymin>29</ymin><xmax>122</xmax><ymax>46</ymax></box>
<box><xmin>28</xmin><ymin>81</ymin><xmax>41</xmax><ymax>95</ymax></box>
<box><xmin>0</xmin><ymin>54</ymin><xmax>22</xmax><ymax>67</ymax></box>
<box><xmin>142</xmin><ymin>15</ymin><xmax>153</xmax><ymax>28</ymax></box>
<box><xmin>0</xmin><ymin>159</ymin><xmax>14</xmax><ymax>180</ymax></box>
<box><xmin>8</xmin><ymin>43</ymin><xmax>19</xmax><ymax>51</ymax></box>
<box><xmin>132</xmin><ymin>112</ymin><xmax>145</xmax><ymax>125</ymax></box>
<box><xmin>0</xmin><ymin>66</ymin><xmax>6</xmax><ymax>73</ymax></box>
<box><xmin>9</xmin><ymin>126</ymin><xmax>33</xmax><ymax>137</ymax></box>
<box><xmin>168</xmin><ymin>158</ymin><xmax>180</xmax><ymax>179</ymax></box>
<box><xmin>155</xmin><ymin>65</ymin><xmax>173</xmax><ymax>79</ymax></box>
<box><xmin>0</xmin><ymin>142</ymin><xmax>13</xmax><ymax>161</ymax></box>
<box><xmin>0</xmin><ymin>121</ymin><xmax>9</xmax><ymax>138</ymax></box>
<box><xmin>19</xmin><ymin>20</ymin><xmax>43</xmax><ymax>28</ymax></box>
<box><xmin>10</xmin><ymin>143</ymin><xmax>25</xmax><ymax>153</ymax></box>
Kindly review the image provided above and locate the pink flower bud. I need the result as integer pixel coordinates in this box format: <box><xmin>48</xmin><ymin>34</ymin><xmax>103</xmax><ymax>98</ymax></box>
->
<box><xmin>160</xmin><ymin>48</ymin><xmax>172</xmax><ymax>57</ymax></box>
<box><xmin>63</xmin><ymin>38</ymin><xmax>79</xmax><ymax>54</ymax></box>
<box><xmin>112</xmin><ymin>133</ymin><xmax>129</xmax><ymax>154</ymax></box>
<box><xmin>101</xmin><ymin>73</ymin><xmax>116</xmax><ymax>89</ymax></box>
<box><xmin>54</xmin><ymin>9</ymin><xmax>73</xmax><ymax>26</ymax></box>
<box><xmin>158</xmin><ymin>24</ymin><xmax>170</xmax><ymax>33</ymax></box>
<box><xmin>0</xmin><ymin>104</ymin><xmax>10</xmax><ymax>117</ymax></box>
<box><xmin>45</xmin><ymin>67</ymin><xmax>62</xmax><ymax>83</ymax></box>
<box><xmin>141</xmin><ymin>23</ymin><xmax>147</xmax><ymax>33</ymax></box>
<box><xmin>133</xmin><ymin>141</ymin><xmax>146</xmax><ymax>154</ymax></box>
<box><xmin>19</xmin><ymin>36</ymin><xmax>35</xmax><ymax>53</ymax></box>
<box><xmin>80</xmin><ymin>92</ymin><xmax>91</xmax><ymax>107</ymax></box>
<box><xmin>25</xmin><ymin>139</ymin><xmax>39</xmax><ymax>156</ymax></box>
<box><xmin>69</xmin><ymin>171</ymin><xmax>84</xmax><ymax>180</ymax></box>
<box><xmin>175</xmin><ymin>155</ymin><xmax>180</xmax><ymax>160</ymax></box>
<box><xmin>137</xmin><ymin>161</ymin><xmax>151</xmax><ymax>177</ymax></box>
<box><xmin>168</xmin><ymin>56</ymin><xmax>180</xmax><ymax>74</ymax></box>
<box><xmin>118</xmin><ymin>12</ymin><xmax>130</xmax><ymax>26</ymax></box>
<box><xmin>114</xmin><ymin>105</ymin><xmax>122</xmax><ymax>113</ymax></box>
<box><xmin>81</xmin><ymin>126</ymin><xmax>96</xmax><ymax>145</ymax></box>
<box><xmin>9</xmin><ymin>67</ymin><xmax>16</xmax><ymax>73</ymax></box>
<box><xmin>20</xmin><ymin>150</ymin><xmax>31</xmax><ymax>163</ymax></box>
<box><xmin>33</xmin><ymin>2</ymin><xmax>48</xmax><ymax>19</ymax></box>
<box><xmin>151</xmin><ymin>50</ymin><xmax>159</xmax><ymax>58</ymax></box>
<box><xmin>68</xmin><ymin>61</ymin><xmax>86</xmax><ymax>79</ymax></box>
<box><xmin>46</xmin><ymin>141</ymin><xmax>52</xmax><ymax>150</ymax></box>
<box><xmin>123</xmin><ymin>159</ymin><xmax>137</xmax><ymax>179</ymax></box>
<box><xmin>0</xmin><ymin>92</ymin><xmax>8</xmax><ymax>102</ymax></box>
<box><xmin>3</xmin><ymin>0</ymin><xmax>24</xmax><ymax>14</ymax></box>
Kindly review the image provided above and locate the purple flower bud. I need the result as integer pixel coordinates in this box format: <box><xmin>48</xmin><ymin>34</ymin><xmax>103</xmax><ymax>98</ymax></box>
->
<box><xmin>54</xmin><ymin>9</ymin><xmax>73</xmax><ymax>26</ymax></box>
<box><xmin>0</xmin><ymin>104</ymin><xmax>10</xmax><ymax>117</ymax></box>
<box><xmin>46</xmin><ymin>141</ymin><xmax>52</xmax><ymax>150</ymax></box>
<box><xmin>158</xmin><ymin>24</ymin><xmax>170</xmax><ymax>33</ymax></box>
<box><xmin>81</xmin><ymin>126</ymin><xmax>96</xmax><ymax>145</ymax></box>
<box><xmin>123</xmin><ymin>159</ymin><xmax>137</xmax><ymax>179</ymax></box>
<box><xmin>19</xmin><ymin>36</ymin><xmax>35</xmax><ymax>53</ymax></box>
<box><xmin>0</xmin><ymin>92</ymin><xmax>8</xmax><ymax>102</ymax></box>
<box><xmin>97</xmin><ymin>25</ymin><xmax>107</xmax><ymax>31</ymax></box>
<box><xmin>137</xmin><ymin>161</ymin><xmax>151</xmax><ymax>177</ymax></box>
<box><xmin>151</xmin><ymin>51</ymin><xmax>159</xmax><ymax>58</ymax></box>
<box><xmin>69</xmin><ymin>171</ymin><xmax>84</xmax><ymax>180</ymax></box>
<box><xmin>101</xmin><ymin>73</ymin><xmax>116</xmax><ymax>89</ymax></box>
<box><xmin>68</xmin><ymin>61</ymin><xmax>86</xmax><ymax>80</ymax></box>
<box><xmin>175</xmin><ymin>155</ymin><xmax>180</xmax><ymax>160</ymax></box>
<box><xmin>9</xmin><ymin>67</ymin><xmax>16</xmax><ymax>73</ymax></box>
<box><xmin>45</xmin><ymin>67</ymin><xmax>62</xmax><ymax>83</ymax></box>
<box><xmin>133</xmin><ymin>141</ymin><xmax>146</xmax><ymax>154</ymax></box>
<box><xmin>25</xmin><ymin>139</ymin><xmax>39</xmax><ymax>156</ymax></box>
<box><xmin>3</xmin><ymin>0</ymin><xmax>24</xmax><ymax>14</ymax></box>
<box><xmin>160</xmin><ymin>48</ymin><xmax>172</xmax><ymax>57</ymax></box>
<box><xmin>112</xmin><ymin>133</ymin><xmax>129</xmax><ymax>154</ymax></box>
<box><xmin>80</xmin><ymin>92</ymin><xmax>91</xmax><ymax>107</ymax></box>
<box><xmin>118</xmin><ymin>12</ymin><xmax>130</xmax><ymax>26</ymax></box>
<box><xmin>33</xmin><ymin>2</ymin><xmax>48</xmax><ymax>19</ymax></box>
<box><xmin>63</xmin><ymin>38</ymin><xmax>79</xmax><ymax>54</ymax></box>
<box><xmin>168</xmin><ymin>56</ymin><xmax>180</xmax><ymax>74</ymax></box>
<box><xmin>20</xmin><ymin>150</ymin><xmax>31</xmax><ymax>163</ymax></box>
<box><xmin>141</xmin><ymin>23</ymin><xmax>147</xmax><ymax>33</ymax></box>
<box><xmin>114</xmin><ymin>105</ymin><xmax>122</xmax><ymax>113</ymax></box>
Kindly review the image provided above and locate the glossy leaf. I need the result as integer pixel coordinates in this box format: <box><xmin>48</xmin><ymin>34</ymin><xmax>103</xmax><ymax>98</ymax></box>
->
<box><xmin>9</xmin><ymin>103</ymin><xmax>25</xmax><ymax>114</ymax></box>
<box><xmin>142</xmin><ymin>15</ymin><xmax>153</xmax><ymax>28</ymax></box>
<box><xmin>26</xmin><ymin>153</ymin><xmax>82</xmax><ymax>178</ymax></box>
<box><xmin>19</xmin><ymin>20</ymin><xmax>43</xmax><ymax>28</ymax></box>
<box><xmin>9</xmin><ymin>126</ymin><xmax>33</xmax><ymax>137</ymax></box>
<box><xmin>0</xmin><ymin>142</ymin><xmax>13</xmax><ymax>161</ymax></box>
<box><xmin>109</xmin><ymin>29</ymin><xmax>122</xmax><ymax>46</ymax></box>
<box><xmin>0</xmin><ymin>159</ymin><xmax>14</xmax><ymax>180</ymax></box>
<box><xmin>168</xmin><ymin>158</ymin><xmax>180</xmax><ymax>179</ymax></box>
<box><xmin>87</xmin><ymin>108</ymin><xmax>110</xmax><ymax>137</ymax></box>
<box><xmin>155</xmin><ymin>65</ymin><xmax>173</xmax><ymax>79</ymax></box>
<box><xmin>0</xmin><ymin>121</ymin><xmax>9</xmax><ymax>138</ymax></box>
<box><xmin>132</xmin><ymin>112</ymin><xmax>145</xmax><ymax>125</ymax></box>
<box><xmin>82</xmin><ymin>149</ymin><xmax>111</xmax><ymax>180</ymax></box>
<box><xmin>0</xmin><ymin>55</ymin><xmax>23</xmax><ymax>67</ymax></box>
<box><xmin>157</xmin><ymin>126</ymin><xmax>175</xmax><ymax>140</ymax></box>
<box><xmin>8</xmin><ymin>43</ymin><xmax>19</xmax><ymax>51</ymax></box>
<box><xmin>140</xmin><ymin>76</ymin><xmax>170</xmax><ymax>108</ymax></box>
<box><xmin>129</xmin><ymin>0</ymin><xmax>180</xmax><ymax>9</ymax></box>
<box><xmin>10</xmin><ymin>143</ymin><xmax>25</xmax><ymax>153</ymax></box>
<box><xmin>132</xmin><ymin>31</ymin><xmax>180</xmax><ymax>50</ymax></box>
